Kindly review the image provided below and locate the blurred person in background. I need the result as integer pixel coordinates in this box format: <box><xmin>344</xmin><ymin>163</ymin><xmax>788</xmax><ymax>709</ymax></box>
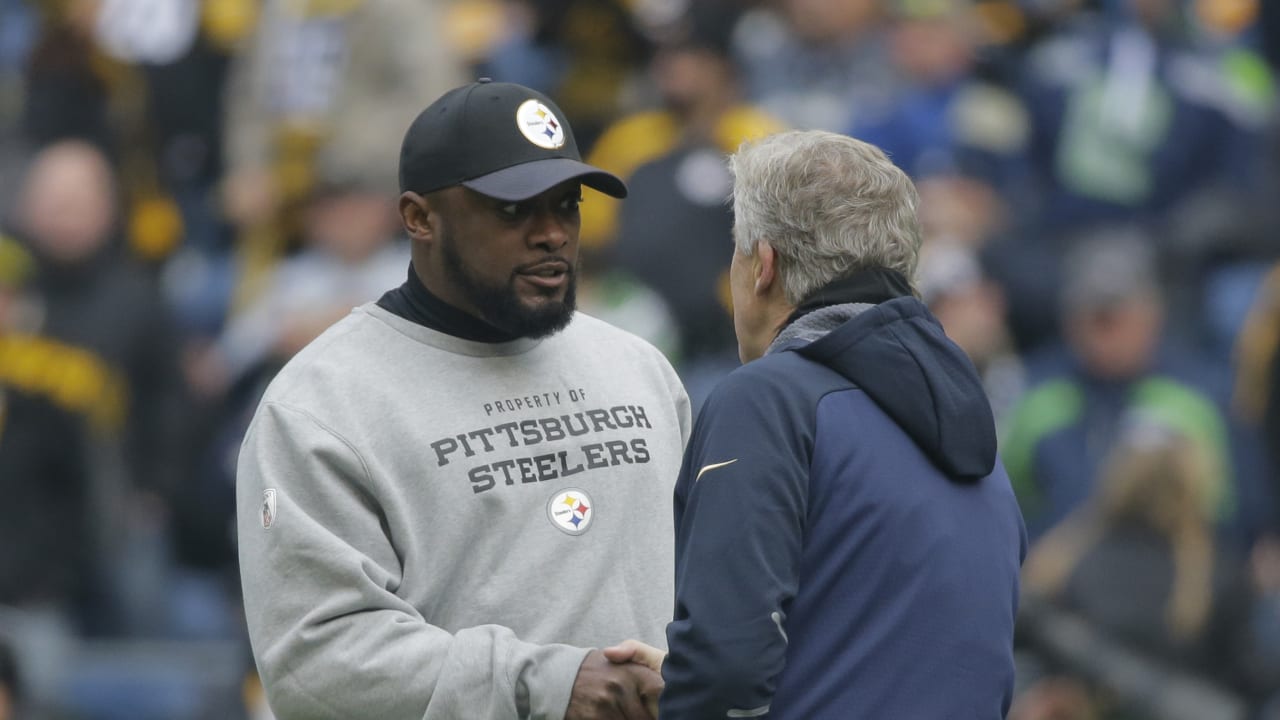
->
<box><xmin>174</xmin><ymin>165</ymin><xmax>409</xmax><ymax>592</ymax></box>
<box><xmin>919</xmin><ymin>240</ymin><xmax>1026</xmax><ymax>428</ymax></box>
<box><xmin>0</xmin><ymin>234</ymin><xmax>89</xmax><ymax>600</ymax></box>
<box><xmin>172</xmin><ymin>164</ymin><xmax>410</xmax><ymax>645</ymax></box>
<box><xmin>6</xmin><ymin>139</ymin><xmax>191</xmax><ymax>635</ymax></box>
<box><xmin>607</xmin><ymin>129</ymin><xmax>1024</xmax><ymax>719</ymax></box>
<box><xmin>1002</xmin><ymin>229</ymin><xmax>1240</xmax><ymax>540</ymax></box>
<box><xmin>200</xmin><ymin>168</ymin><xmax>408</xmax><ymax>395</ymax></box>
<box><xmin>850</xmin><ymin>0</ymin><xmax>1034</xmax><ymax>338</ymax></box>
<box><xmin>13</xmin><ymin>0</ymin><xmax>252</xmax><ymax>344</ymax></box>
<box><xmin>479</xmin><ymin>0</ymin><xmax>652</xmax><ymax>150</ymax></box>
<box><xmin>220</xmin><ymin>0</ymin><xmax>463</xmax><ymax>310</ymax></box>
<box><xmin>581</xmin><ymin>2</ymin><xmax>783</xmax><ymax>250</ymax></box>
<box><xmin>731</xmin><ymin>0</ymin><xmax>897</xmax><ymax>132</ymax></box>
<box><xmin>1021</xmin><ymin>415</ymin><xmax>1257</xmax><ymax>697</ymax></box>
<box><xmin>584</xmin><ymin>4</ymin><xmax>784</xmax><ymax>405</ymax></box>
<box><xmin>1018</xmin><ymin>0</ymin><xmax>1272</xmax><ymax>235</ymax></box>
<box><xmin>19</xmin><ymin>0</ymin><xmax>112</xmax><ymax>152</ymax></box>
<box><xmin>849</xmin><ymin>0</ymin><xmax>1030</xmax><ymax>199</ymax></box>
<box><xmin>987</xmin><ymin>0</ymin><xmax>1273</xmax><ymax>358</ymax></box>
<box><xmin>0</xmin><ymin>233</ymin><xmax>90</xmax><ymax>716</ymax></box>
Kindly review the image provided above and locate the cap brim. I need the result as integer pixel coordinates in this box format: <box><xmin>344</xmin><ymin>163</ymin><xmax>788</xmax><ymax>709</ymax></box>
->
<box><xmin>462</xmin><ymin>158</ymin><xmax>628</xmax><ymax>201</ymax></box>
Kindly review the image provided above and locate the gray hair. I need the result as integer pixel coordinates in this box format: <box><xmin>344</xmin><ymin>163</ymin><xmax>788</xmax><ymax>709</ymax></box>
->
<box><xmin>729</xmin><ymin>130</ymin><xmax>922</xmax><ymax>305</ymax></box>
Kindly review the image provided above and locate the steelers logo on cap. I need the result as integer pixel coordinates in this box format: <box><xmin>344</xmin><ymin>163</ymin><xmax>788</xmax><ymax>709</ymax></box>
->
<box><xmin>516</xmin><ymin>99</ymin><xmax>566</xmax><ymax>150</ymax></box>
<box><xmin>547</xmin><ymin>488</ymin><xmax>593</xmax><ymax>535</ymax></box>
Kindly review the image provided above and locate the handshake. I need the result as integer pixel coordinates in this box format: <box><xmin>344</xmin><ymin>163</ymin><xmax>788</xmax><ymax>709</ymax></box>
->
<box><xmin>566</xmin><ymin>640</ymin><xmax>669</xmax><ymax>720</ymax></box>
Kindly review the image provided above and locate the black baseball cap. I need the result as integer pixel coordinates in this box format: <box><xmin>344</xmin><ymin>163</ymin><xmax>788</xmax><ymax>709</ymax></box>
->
<box><xmin>399</xmin><ymin>79</ymin><xmax>627</xmax><ymax>201</ymax></box>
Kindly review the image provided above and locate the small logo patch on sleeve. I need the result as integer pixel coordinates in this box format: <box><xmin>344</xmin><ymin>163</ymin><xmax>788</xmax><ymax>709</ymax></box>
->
<box><xmin>262</xmin><ymin>489</ymin><xmax>277</xmax><ymax>529</ymax></box>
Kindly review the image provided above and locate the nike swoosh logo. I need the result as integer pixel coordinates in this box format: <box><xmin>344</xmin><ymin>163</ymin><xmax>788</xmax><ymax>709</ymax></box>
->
<box><xmin>695</xmin><ymin>459</ymin><xmax>738</xmax><ymax>481</ymax></box>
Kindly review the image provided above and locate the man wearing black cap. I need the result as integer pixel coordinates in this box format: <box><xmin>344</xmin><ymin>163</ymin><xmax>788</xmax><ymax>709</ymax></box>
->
<box><xmin>237</xmin><ymin>81</ymin><xmax>691</xmax><ymax>719</ymax></box>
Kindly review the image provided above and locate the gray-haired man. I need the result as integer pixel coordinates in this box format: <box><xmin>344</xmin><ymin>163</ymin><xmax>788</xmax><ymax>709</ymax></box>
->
<box><xmin>608</xmin><ymin>130</ymin><xmax>1025</xmax><ymax>719</ymax></box>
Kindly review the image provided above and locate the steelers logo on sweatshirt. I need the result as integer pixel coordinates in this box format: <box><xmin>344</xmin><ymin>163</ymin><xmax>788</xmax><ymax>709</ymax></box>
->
<box><xmin>547</xmin><ymin>488</ymin><xmax>593</xmax><ymax>535</ymax></box>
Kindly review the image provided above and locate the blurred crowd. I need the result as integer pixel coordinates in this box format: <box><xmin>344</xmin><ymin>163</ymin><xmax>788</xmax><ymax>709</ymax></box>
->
<box><xmin>0</xmin><ymin>0</ymin><xmax>1279</xmax><ymax>717</ymax></box>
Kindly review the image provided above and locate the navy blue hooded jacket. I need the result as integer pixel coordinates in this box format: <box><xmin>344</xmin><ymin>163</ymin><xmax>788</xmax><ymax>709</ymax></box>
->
<box><xmin>661</xmin><ymin>296</ymin><xmax>1027</xmax><ymax>719</ymax></box>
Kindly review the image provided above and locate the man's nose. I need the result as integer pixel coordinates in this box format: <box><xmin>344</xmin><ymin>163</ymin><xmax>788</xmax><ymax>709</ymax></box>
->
<box><xmin>528</xmin><ymin>208</ymin><xmax>570</xmax><ymax>250</ymax></box>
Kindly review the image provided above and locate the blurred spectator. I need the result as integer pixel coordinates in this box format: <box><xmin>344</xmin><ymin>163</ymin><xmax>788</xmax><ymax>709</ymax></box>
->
<box><xmin>199</xmin><ymin>170</ymin><xmax>408</xmax><ymax>396</ymax></box>
<box><xmin>480</xmin><ymin>0</ymin><xmax>652</xmax><ymax>149</ymax></box>
<box><xmin>581</xmin><ymin>4</ymin><xmax>784</xmax><ymax>249</ymax></box>
<box><xmin>7</xmin><ymin>140</ymin><xmax>193</xmax><ymax>638</ymax></box>
<box><xmin>0</xmin><ymin>232</ymin><xmax>94</xmax><ymax>612</ymax></box>
<box><xmin>850</xmin><ymin>0</ymin><xmax>1030</xmax><ymax>193</ymax></box>
<box><xmin>20</xmin><ymin>0</ymin><xmax>112</xmax><ymax>152</ymax></box>
<box><xmin>850</xmin><ymin>0</ymin><xmax>1032</xmax><ymax>277</ymax></box>
<box><xmin>221</xmin><ymin>0</ymin><xmax>462</xmax><ymax>306</ymax></box>
<box><xmin>86</xmin><ymin>0</ymin><xmax>247</xmax><ymax>265</ymax></box>
<box><xmin>732</xmin><ymin>0</ymin><xmax>897</xmax><ymax>131</ymax></box>
<box><xmin>9</xmin><ymin>0</ymin><xmax>247</xmax><ymax>283</ymax></box>
<box><xmin>1019</xmin><ymin>0</ymin><xmax>1272</xmax><ymax>234</ymax></box>
<box><xmin>13</xmin><ymin>140</ymin><xmax>188</xmax><ymax>505</ymax></box>
<box><xmin>128</xmin><ymin>3</ymin><xmax>241</xmax><ymax>260</ymax></box>
<box><xmin>1002</xmin><ymin>230</ymin><xmax>1237</xmax><ymax>539</ymax></box>
<box><xmin>578</xmin><ymin>6</ymin><xmax>784</xmax><ymax>402</ymax></box>
<box><xmin>1152</xmin><ymin>186</ymin><xmax>1275</xmax><ymax>365</ymax></box>
<box><xmin>919</xmin><ymin>240</ymin><xmax>1026</xmax><ymax>427</ymax></box>
<box><xmin>0</xmin><ymin>233</ymin><xmax>87</xmax><ymax>716</ymax></box>
<box><xmin>1022</xmin><ymin>416</ymin><xmax>1252</xmax><ymax>687</ymax></box>
<box><xmin>173</xmin><ymin>169</ymin><xmax>408</xmax><ymax>611</ymax></box>
<box><xmin>610</xmin><ymin>144</ymin><xmax>737</xmax><ymax>406</ymax></box>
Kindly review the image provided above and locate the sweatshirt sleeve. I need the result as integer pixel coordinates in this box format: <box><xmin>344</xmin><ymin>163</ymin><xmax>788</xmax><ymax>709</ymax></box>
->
<box><xmin>660</xmin><ymin>370</ymin><xmax>811</xmax><ymax>719</ymax></box>
<box><xmin>237</xmin><ymin>401</ymin><xmax>589</xmax><ymax>720</ymax></box>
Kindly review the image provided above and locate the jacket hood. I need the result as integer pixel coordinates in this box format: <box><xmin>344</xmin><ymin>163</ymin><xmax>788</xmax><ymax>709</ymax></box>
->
<box><xmin>794</xmin><ymin>296</ymin><xmax>997</xmax><ymax>482</ymax></box>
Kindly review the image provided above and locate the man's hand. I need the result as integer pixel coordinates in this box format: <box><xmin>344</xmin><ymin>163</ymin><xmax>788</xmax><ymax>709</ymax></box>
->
<box><xmin>601</xmin><ymin>640</ymin><xmax>668</xmax><ymax>718</ymax></box>
<box><xmin>566</xmin><ymin>649</ymin><xmax>662</xmax><ymax>720</ymax></box>
<box><xmin>602</xmin><ymin>640</ymin><xmax>667</xmax><ymax>675</ymax></box>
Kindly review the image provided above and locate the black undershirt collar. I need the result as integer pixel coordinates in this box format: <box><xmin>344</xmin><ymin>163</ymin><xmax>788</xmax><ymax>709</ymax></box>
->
<box><xmin>377</xmin><ymin>264</ymin><xmax>519</xmax><ymax>343</ymax></box>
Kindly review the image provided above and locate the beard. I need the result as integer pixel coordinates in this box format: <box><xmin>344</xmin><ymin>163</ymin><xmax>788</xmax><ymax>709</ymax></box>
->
<box><xmin>440</xmin><ymin>229</ymin><xmax>577</xmax><ymax>339</ymax></box>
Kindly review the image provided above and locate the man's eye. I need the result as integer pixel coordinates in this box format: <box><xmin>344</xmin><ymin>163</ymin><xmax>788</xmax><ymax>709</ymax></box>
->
<box><xmin>560</xmin><ymin>196</ymin><xmax>583</xmax><ymax>212</ymax></box>
<box><xmin>499</xmin><ymin>203</ymin><xmax>525</xmax><ymax>218</ymax></box>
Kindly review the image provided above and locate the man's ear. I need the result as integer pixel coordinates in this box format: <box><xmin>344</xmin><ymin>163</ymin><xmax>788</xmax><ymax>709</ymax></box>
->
<box><xmin>754</xmin><ymin>242</ymin><xmax>778</xmax><ymax>296</ymax></box>
<box><xmin>399</xmin><ymin>191</ymin><xmax>434</xmax><ymax>243</ymax></box>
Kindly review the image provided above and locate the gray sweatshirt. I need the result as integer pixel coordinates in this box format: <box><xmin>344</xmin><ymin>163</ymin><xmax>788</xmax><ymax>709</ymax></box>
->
<box><xmin>237</xmin><ymin>303</ymin><xmax>691</xmax><ymax>719</ymax></box>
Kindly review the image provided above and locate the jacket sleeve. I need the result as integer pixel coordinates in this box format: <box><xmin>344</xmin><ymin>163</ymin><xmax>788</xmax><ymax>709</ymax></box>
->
<box><xmin>237</xmin><ymin>401</ymin><xmax>588</xmax><ymax>720</ymax></box>
<box><xmin>660</xmin><ymin>372</ymin><xmax>810</xmax><ymax>719</ymax></box>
